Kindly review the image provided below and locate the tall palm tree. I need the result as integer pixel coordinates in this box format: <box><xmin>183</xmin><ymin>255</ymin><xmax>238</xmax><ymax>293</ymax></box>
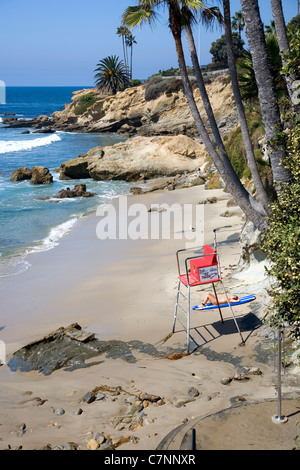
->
<box><xmin>125</xmin><ymin>33</ymin><xmax>137</xmax><ymax>79</ymax></box>
<box><xmin>231</xmin><ymin>10</ymin><xmax>245</xmax><ymax>38</ymax></box>
<box><xmin>117</xmin><ymin>25</ymin><xmax>131</xmax><ymax>69</ymax></box>
<box><xmin>123</xmin><ymin>0</ymin><xmax>268</xmax><ymax>230</ymax></box>
<box><xmin>223</xmin><ymin>0</ymin><xmax>271</xmax><ymax>214</ymax></box>
<box><xmin>270</xmin><ymin>0</ymin><xmax>298</xmax><ymax>110</ymax></box>
<box><xmin>240</xmin><ymin>0</ymin><xmax>291</xmax><ymax>189</ymax></box>
<box><xmin>94</xmin><ymin>55</ymin><xmax>131</xmax><ymax>94</ymax></box>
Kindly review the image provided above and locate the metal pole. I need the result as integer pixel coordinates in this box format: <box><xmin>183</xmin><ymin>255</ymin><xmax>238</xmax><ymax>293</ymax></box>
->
<box><xmin>272</xmin><ymin>330</ymin><xmax>288</xmax><ymax>424</ymax></box>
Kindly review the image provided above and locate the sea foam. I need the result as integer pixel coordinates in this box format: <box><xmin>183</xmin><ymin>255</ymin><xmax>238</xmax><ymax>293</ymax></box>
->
<box><xmin>32</xmin><ymin>216</ymin><xmax>79</xmax><ymax>253</ymax></box>
<box><xmin>0</xmin><ymin>133</ymin><xmax>61</xmax><ymax>154</ymax></box>
<box><xmin>0</xmin><ymin>216</ymin><xmax>79</xmax><ymax>278</ymax></box>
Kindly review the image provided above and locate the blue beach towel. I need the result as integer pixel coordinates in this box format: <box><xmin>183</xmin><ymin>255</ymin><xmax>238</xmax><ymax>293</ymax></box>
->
<box><xmin>192</xmin><ymin>294</ymin><xmax>256</xmax><ymax>310</ymax></box>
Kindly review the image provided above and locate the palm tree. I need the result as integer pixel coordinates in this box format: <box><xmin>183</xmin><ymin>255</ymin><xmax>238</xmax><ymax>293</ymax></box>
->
<box><xmin>123</xmin><ymin>0</ymin><xmax>268</xmax><ymax>230</ymax></box>
<box><xmin>231</xmin><ymin>10</ymin><xmax>245</xmax><ymax>38</ymax></box>
<box><xmin>270</xmin><ymin>0</ymin><xmax>298</xmax><ymax>109</ymax></box>
<box><xmin>240</xmin><ymin>0</ymin><xmax>291</xmax><ymax>189</ymax></box>
<box><xmin>125</xmin><ymin>33</ymin><xmax>137</xmax><ymax>79</ymax></box>
<box><xmin>94</xmin><ymin>55</ymin><xmax>131</xmax><ymax>95</ymax></box>
<box><xmin>223</xmin><ymin>0</ymin><xmax>271</xmax><ymax>214</ymax></box>
<box><xmin>117</xmin><ymin>25</ymin><xmax>131</xmax><ymax>69</ymax></box>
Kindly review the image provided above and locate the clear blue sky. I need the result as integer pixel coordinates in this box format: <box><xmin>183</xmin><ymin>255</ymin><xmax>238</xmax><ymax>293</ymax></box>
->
<box><xmin>0</xmin><ymin>0</ymin><xmax>298</xmax><ymax>86</ymax></box>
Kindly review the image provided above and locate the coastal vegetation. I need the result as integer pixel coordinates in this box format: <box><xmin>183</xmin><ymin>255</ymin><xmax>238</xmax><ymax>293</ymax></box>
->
<box><xmin>144</xmin><ymin>75</ymin><xmax>183</xmax><ymax>101</ymax></box>
<box><xmin>73</xmin><ymin>93</ymin><xmax>99</xmax><ymax>116</ymax></box>
<box><xmin>262</xmin><ymin>17</ymin><xmax>300</xmax><ymax>341</ymax></box>
<box><xmin>94</xmin><ymin>55</ymin><xmax>131</xmax><ymax>95</ymax></box>
<box><xmin>209</xmin><ymin>32</ymin><xmax>245</xmax><ymax>70</ymax></box>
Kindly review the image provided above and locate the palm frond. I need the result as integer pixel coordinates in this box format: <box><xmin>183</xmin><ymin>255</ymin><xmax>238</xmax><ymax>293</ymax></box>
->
<box><xmin>122</xmin><ymin>5</ymin><xmax>159</xmax><ymax>29</ymax></box>
<box><xmin>200</xmin><ymin>6</ymin><xmax>223</xmax><ymax>29</ymax></box>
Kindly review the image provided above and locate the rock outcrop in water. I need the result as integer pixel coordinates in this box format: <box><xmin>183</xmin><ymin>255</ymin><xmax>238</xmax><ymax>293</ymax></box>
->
<box><xmin>10</xmin><ymin>166</ymin><xmax>53</xmax><ymax>184</ymax></box>
<box><xmin>55</xmin><ymin>184</ymin><xmax>96</xmax><ymax>198</ymax></box>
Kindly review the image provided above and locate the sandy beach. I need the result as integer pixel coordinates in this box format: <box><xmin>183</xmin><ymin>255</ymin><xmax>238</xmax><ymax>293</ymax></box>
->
<box><xmin>0</xmin><ymin>184</ymin><xmax>299</xmax><ymax>451</ymax></box>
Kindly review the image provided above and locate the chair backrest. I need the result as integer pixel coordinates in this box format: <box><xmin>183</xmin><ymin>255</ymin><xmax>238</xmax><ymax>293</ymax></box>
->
<box><xmin>189</xmin><ymin>245</ymin><xmax>219</xmax><ymax>284</ymax></box>
<box><xmin>203</xmin><ymin>244</ymin><xmax>218</xmax><ymax>267</ymax></box>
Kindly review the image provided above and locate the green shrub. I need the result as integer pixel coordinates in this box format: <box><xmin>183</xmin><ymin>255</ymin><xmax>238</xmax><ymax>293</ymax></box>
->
<box><xmin>73</xmin><ymin>93</ymin><xmax>98</xmax><ymax>116</ymax></box>
<box><xmin>262</xmin><ymin>114</ymin><xmax>300</xmax><ymax>339</ymax></box>
<box><xmin>131</xmin><ymin>79</ymin><xmax>142</xmax><ymax>86</ymax></box>
<box><xmin>144</xmin><ymin>76</ymin><xmax>182</xmax><ymax>101</ymax></box>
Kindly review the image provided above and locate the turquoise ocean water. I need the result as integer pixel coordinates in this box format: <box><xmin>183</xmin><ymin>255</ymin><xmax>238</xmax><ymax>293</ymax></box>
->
<box><xmin>0</xmin><ymin>87</ymin><xmax>129</xmax><ymax>277</ymax></box>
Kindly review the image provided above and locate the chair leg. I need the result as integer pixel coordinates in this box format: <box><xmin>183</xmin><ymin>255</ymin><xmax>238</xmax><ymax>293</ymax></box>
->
<box><xmin>172</xmin><ymin>279</ymin><xmax>181</xmax><ymax>333</ymax></box>
<box><xmin>212</xmin><ymin>283</ymin><xmax>224</xmax><ymax>323</ymax></box>
<box><xmin>187</xmin><ymin>285</ymin><xmax>190</xmax><ymax>353</ymax></box>
<box><xmin>220</xmin><ymin>281</ymin><xmax>245</xmax><ymax>344</ymax></box>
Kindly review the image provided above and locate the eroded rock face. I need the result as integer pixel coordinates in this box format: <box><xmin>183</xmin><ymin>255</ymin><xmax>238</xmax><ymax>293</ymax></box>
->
<box><xmin>59</xmin><ymin>135</ymin><xmax>207</xmax><ymax>181</ymax></box>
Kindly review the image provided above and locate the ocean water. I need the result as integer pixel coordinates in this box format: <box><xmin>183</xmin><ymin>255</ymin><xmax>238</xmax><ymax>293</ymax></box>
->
<box><xmin>0</xmin><ymin>87</ymin><xmax>130</xmax><ymax>277</ymax></box>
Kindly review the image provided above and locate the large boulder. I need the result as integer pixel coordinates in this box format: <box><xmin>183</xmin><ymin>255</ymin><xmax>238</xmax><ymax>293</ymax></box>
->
<box><xmin>59</xmin><ymin>135</ymin><xmax>207</xmax><ymax>182</ymax></box>
<box><xmin>30</xmin><ymin>166</ymin><xmax>53</xmax><ymax>184</ymax></box>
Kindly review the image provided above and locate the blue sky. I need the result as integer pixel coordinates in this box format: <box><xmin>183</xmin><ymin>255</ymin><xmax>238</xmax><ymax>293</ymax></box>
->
<box><xmin>0</xmin><ymin>0</ymin><xmax>298</xmax><ymax>86</ymax></box>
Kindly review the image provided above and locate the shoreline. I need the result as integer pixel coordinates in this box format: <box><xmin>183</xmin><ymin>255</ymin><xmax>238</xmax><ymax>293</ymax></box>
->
<box><xmin>0</xmin><ymin>184</ymin><xmax>299</xmax><ymax>450</ymax></box>
<box><xmin>0</xmin><ymin>175</ymin><xmax>132</xmax><ymax>279</ymax></box>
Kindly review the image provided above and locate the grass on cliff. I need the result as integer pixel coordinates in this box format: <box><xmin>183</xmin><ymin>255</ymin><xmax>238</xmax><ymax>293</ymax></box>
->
<box><xmin>144</xmin><ymin>76</ymin><xmax>184</xmax><ymax>101</ymax></box>
<box><xmin>73</xmin><ymin>93</ymin><xmax>102</xmax><ymax>116</ymax></box>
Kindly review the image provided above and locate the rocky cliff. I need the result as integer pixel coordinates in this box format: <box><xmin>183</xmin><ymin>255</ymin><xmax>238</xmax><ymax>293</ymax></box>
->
<box><xmin>51</xmin><ymin>73</ymin><xmax>238</xmax><ymax>137</ymax></box>
<box><xmin>2</xmin><ymin>74</ymin><xmax>238</xmax><ymax>139</ymax></box>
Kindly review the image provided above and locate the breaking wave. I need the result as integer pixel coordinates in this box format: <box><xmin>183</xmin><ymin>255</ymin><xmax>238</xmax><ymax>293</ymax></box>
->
<box><xmin>0</xmin><ymin>133</ymin><xmax>61</xmax><ymax>154</ymax></box>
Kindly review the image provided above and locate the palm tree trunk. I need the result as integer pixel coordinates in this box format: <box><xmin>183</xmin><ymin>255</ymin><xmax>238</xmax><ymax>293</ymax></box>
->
<box><xmin>270</xmin><ymin>0</ymin><xmax>298</xmax><ymax>110</ymax></box>
<box><xmin>184</xmin><ymin>24</ymin><xmax>228</xmax><ymax>161</ymax></box>
<box><xmin>240</xmin><ymin>0</ymin><xmax>291</xmax><ymax>189</ymax></box>
<box><xmin>168</xmin><ymin>4</ymin><xmax>267</xmax><ymax>230</ymax></box>
<box><xmin>122</xmin><ymin>36</ymin><xmax>126</xmax><ymax>68</ymax></box>
<box><xmin>130</xmin><ymin>45</ymin><xmax>133</xmax><ymax>80</ymax></box>
<box><xmin>223</xmin><ymin>0</ymin><xmax>271</xmax><ymax>214</ymax></box>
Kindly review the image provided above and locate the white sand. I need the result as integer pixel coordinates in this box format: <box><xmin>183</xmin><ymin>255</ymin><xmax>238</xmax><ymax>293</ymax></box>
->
<box><xmin>0</xmin><ymin>185</ymin><xmax>296</xmax><ymax>450</ymax></box>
